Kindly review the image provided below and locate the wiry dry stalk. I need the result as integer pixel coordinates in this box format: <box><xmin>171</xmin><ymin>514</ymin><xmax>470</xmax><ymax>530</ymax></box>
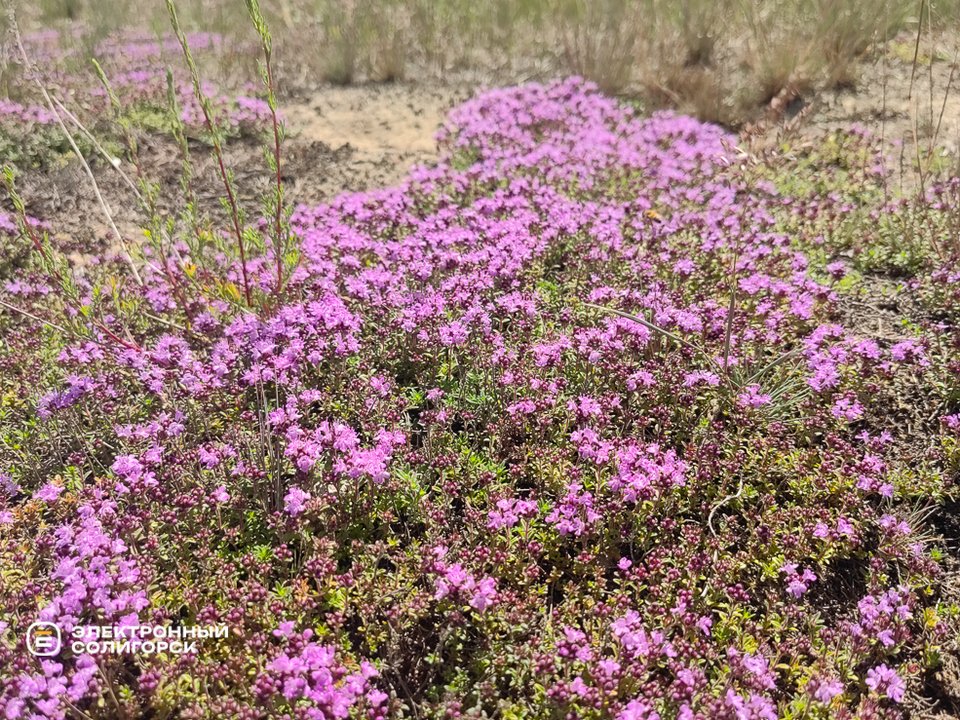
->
<box><xmin>6</xmin><ymin>8</ymin><xmax>143</xmax><ymax>287</ymax></box>
<box><xmin>246</xmin><ymin>0</ymin><xmax>288</xmax><ymax>300</ymax></box>
<box><xmin>167</xmin><ymin>0</ymin><xmax>254</xmax><ymax>307</ymax></box>
<box><xmin>0</xmin><ymin>167</ymin><xmax>144</xmax><ymax>352</ymax></box>
<box><xmin>907</xmin><ymin>0</ymin><xmax>945</xmax><ymax>261</ymax></box>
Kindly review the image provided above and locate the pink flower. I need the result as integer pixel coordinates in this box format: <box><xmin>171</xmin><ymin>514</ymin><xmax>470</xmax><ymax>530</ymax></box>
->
<box><xmin>273</xmin><ymin>621</ymin><xmax>296</xmax><ymax>638</ymax></box>
<box><xmin>890</xmin><ymin>340</ymin><xmax>923</xmax><ymax>363</ymax></box>
<box><xmin>618</xmin><ymin>698</ymin><xmax>660</xmax><ymax>720</ymax></box>
<box><xmin>781</xmin><ymin>564</ymin><xmax>817</xmax><ymax>597</ymax></box>
<box><xmin>626</xmin><ymin>370</ymin><xmax>656</xmax><ymax>390</ymax></box>
<box><xmin>439</xmin><ymin>320</ymin><xmax>469</xmax><ymax>346</ymax></box>
<box><xmin>865</xmin><ymin>664</ymin><xmax>905</xmax><ymax>702</ymax></box>
<box><xmin>34</xmin><ymin>483</ymin><xmax>63</xmax><ymax>503</ymax></box>
<box><xmin>198</xmin><ymin>446</ymin><xmax>219</xmax><ymax>468</ymax></box>
<box><xmin>283</xmin><ymin>487</ymin><xmax>310</xmax><ymax>516</ymax></box>
<box><xmin>488</xmin><ymin>501</ymin><xmax>517</xmax><ymax>529</ymax></box>
<box><xmin>813</xmin><ymin>678</ymin><xmax>844</xmax><ymax>703</ymax></box>
<box><xmin>370</xmin><ymin>376</ymin><xmax>392</xmax><ymax>396</ymax></box>
<box><xmin>470</xmin><ymin>577</ymin><xmax>498</xmax><ymax>612</ymax></box>
<box><xmin>825</xmin><ymin>262</ymin><xmax>847</xmax><ymax>279</ymax></box>
<box><xmin>674</xmin><ymin>259</ymin><xmax>696</xmax><ymax>276</ymax></box>
<box><xmin>683</xmin><ymin>370</ymin><xmax>720</xmax><ymax>387</ymax></box>
<box><xmin>831</xmin><ymin>397</ymin><xmax>864</xmax><ymax>421</ymax></box>
<box><xmin>836</xmin><ymin>517</ymin><xmax>855</xmax><ymax>536</ymax></box>
<box><xmin>738</xmin><ymin>384</ymin><xmax>772</xmax><ymax>408</ymax></box>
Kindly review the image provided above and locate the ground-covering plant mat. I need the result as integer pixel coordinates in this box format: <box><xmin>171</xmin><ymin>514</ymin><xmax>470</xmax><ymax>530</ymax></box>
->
<box><xmin>0</xmin><ymin>29</ymin><xmax>272</xmax><ymax>168</ymax></box>
<box><xmin>1</xmin><ymin>76</ymin><xmax>959</xmax><ymax>720</ymax></box>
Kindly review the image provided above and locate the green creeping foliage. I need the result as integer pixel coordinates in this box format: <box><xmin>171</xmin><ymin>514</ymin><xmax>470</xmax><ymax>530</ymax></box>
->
<box><xmin>856</xmin><ymin>203</ymin><xmax>938</xmax><ymax>277</ymax></box>
<box><xmin>0</xmin><ymin>123</ymin><xmax>84</xmax><ymax>168</ymax></box>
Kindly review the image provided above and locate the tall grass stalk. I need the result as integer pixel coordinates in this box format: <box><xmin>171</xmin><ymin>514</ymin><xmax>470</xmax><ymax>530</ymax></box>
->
<box><xmin>165</xmin><ymin>68</ymin><xmax>205</xmax><ymax>255</ymax></box>
<box><xmin>166</xmin><ymin>0</ymin><xmax>253</xmax><ymax>307</ymax></box>
<box><xmin>0</xmin><ymin>166</ymin><xmax>143</xmax><ymax>353</ymax></box>
<box><xmin>6</xmin><ymin>8</ymin><xmax>144</xmax><ymax>287</ymax></box>
<box><xmin>905</xmin><ymin>0</ymin><xmax>948</xmax><ymax>261</ymax></box>
<box><xmin>245</xmin><ymin>0</ymin><xmax>291</xmax><ymax>301</ymax></box>
<box><xmin>86</xmin><ymin>64</ymin><xmax>195</xmax><ymax>320</ymax></box>
<box><xmin>93</xmin><ymin>59</ymin><xmax>225</xmax><ymax>328</ymax></box>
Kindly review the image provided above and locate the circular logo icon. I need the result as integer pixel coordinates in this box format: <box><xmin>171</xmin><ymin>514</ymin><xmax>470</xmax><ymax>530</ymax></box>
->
<box><xmin>27</xmin><ymin>622</ymin><xmax>61</xmax><ymax>656</ymax></box>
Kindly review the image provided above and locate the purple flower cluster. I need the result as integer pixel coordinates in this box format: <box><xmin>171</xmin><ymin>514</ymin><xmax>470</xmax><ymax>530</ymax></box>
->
<box><xmin>1</xmin><ymin>489</ymin><xmax>150</xmax><ymax>719</ymax></box>
<box><xmin>0</xmin><ymin>75</ymin><xmax>950</xmax><ymax>719</ymax></box>
<box><xmin>256</xmin><ymin>628</ymin><xmax>385</xmax><ymax>718</ymax></box>
<box><xmin>865</xmin><ymin>663</ymin><xmax>906</xmax><ymax>702</ymax></box>
<box><xmin>3</xmin><ymin>655</ymin><xmax>98</xmax><ymax>720</ymax></box>
<box><xmin>0</xmin><ymin>97</ymin><xmax>56</xmax><ymax>125</ymax></box>
<box><xmin>852</xmin><ymin>586</ymin><xmax>913</xmax><ymax>650</ymax></box>
<box><xmin>284</xmin><ymin>421</ymin><xmax>405</xmax><ymax>485</ymax></box>
<box><xmin>432</xmin><ymin>548</ymin><xmax>499</xmax><ymax>612</ymax></box>
<box><xmin>487</xmin><ymin>497</ymin><xmax>538</xmax><ymax>529</ymax></box>
<box><xmin>0</xmin><ymin>28</ymin><xmax>275</xmax><ymax>161</ymax></box>
<box><xmin>779</xmin><ymin>562</ymin><xmax>818</xmax><ymax>598</ymax></box>
<box><xmin>39</xmin><ymin>495</ymin><xmax>150</xmax><ymax>631</ymax></box>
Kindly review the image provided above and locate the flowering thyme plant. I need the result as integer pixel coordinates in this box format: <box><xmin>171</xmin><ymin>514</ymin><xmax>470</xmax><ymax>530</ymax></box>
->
<box><xmin>0</xmin><ymin>68</ymin><xmax>958</xmax><ymax>720</ymax></box>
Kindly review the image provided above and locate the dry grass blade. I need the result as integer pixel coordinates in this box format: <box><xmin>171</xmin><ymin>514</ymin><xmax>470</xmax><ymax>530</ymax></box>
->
<box><xmin>582</xmin><ymin>301</ymin><xmax>719</xmax><ymax>363</ymax></box>
<box><xmin>6</xmin><ymin>8</ymin><xmax>143</xmax><ymax>286</ymax></box>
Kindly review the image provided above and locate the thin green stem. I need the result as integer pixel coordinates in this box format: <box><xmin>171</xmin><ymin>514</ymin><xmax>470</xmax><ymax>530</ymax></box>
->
<box><xmin>167</xmin><ymin>0</ymin><xmax>253</xmax><ymax>307</ymax></box>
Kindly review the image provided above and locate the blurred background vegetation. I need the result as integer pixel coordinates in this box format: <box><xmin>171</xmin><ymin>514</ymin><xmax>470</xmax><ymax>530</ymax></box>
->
<box><xmin>1</xmin><ymin>0</ymin><xmax>958</xmax><ymax>128</ymax></box>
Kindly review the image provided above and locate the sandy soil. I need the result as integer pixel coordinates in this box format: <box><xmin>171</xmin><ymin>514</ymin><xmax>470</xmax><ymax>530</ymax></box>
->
<box><xmin>281</xmin><ymin>81</ymin><xmax>472</xmax><ymax>190</ymax></box>
<box><xmin>777</xmin><ymin>32</ymin><xmax>960</xmax><ymax>195</ymax></box>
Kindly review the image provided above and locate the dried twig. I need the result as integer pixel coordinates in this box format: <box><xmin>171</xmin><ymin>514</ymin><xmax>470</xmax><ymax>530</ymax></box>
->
<box><xmin>7</xmin><ymin>8</ymin><xmax>143</xmax><ymax>286</ymax></box>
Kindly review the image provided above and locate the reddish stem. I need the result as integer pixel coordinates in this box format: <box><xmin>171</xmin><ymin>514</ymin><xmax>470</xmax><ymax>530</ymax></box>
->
<box><xmin>264</xmin><ymin>45</ymin><xmax>285</xmax><ymax>298</ymax></box>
